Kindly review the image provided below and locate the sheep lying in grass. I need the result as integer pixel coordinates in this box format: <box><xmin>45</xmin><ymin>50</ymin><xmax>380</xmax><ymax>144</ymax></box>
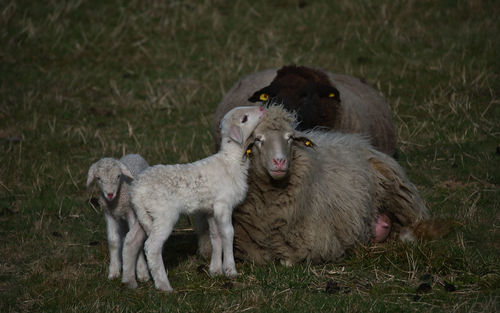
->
<box><xmin>130</xmin><ymin>106</ymin><xmax>266</xmax><ymax>292</ymax></box>
<box><xmin>86</xmin><ymin>154</ymin><xmax>150</xmax><ymax>286</ymax></box>
<box><xmin>213</xmin><ymin>65</ymin><xmax>396</xmax><ymax>155</ymax></box>
<box><xmin>197</xmin><ymin>106</ymin><xmax>436</xmax><ymax>265</ymax></box>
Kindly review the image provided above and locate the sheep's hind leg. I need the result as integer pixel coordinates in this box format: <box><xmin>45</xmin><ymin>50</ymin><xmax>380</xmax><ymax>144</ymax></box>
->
<box><xmin>214</xmin><ymin>203</ymin><xmax>237</xmax><ymax>277</ymax></box>
<box><xmin>121</xmin><ymin>221</ymin><xmax>148</xmax><ymax>288</ymax></box>
<box><xmin>144</xmin><ymin>218</ymin><xmax>176</xmax><ymax>292</ymax></box>
<box><xmin>207</xmin><ymin>215</ymin><xmax>223</xmax><ymax>276</ymax></box>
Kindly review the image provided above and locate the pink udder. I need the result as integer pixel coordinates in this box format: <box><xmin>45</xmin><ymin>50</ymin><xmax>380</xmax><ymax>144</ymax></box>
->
<box><xmin>374</xmin><ymin>214</ymin><xmax>391</xmax><ymax>243</ymax></box>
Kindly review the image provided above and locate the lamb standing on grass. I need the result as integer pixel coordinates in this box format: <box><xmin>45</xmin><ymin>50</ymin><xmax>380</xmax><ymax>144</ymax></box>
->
<box><xmin>86</xmin><ymin>154</ymin><xmax>150</xmax><ymax>287</ymax></box>
<box><xmin>130</xmin><ymin>106</ymin><xmax>266</xmax><ymax>292</ymax></box>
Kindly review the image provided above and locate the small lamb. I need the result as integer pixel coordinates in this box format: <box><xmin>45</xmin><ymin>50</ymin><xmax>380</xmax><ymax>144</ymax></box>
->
<box><xmin>130</xmin><ymin>106</ymin><xmax>266</xmax><ymax>292</ymax></box>
<box><xmin>86</xmin><ymin>154</ymin><xmax>150</xmax><ymax>288</ymax></box>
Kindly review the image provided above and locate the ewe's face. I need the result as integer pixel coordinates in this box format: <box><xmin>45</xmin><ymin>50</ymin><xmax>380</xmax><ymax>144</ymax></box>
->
<box><xmin>94</xmin><ymin>166</ymin><xmax>122</xmax><ymax>201</ymax></box>
<box><xmin>252</xmin><ymin>127</ymin><xmax>294</xmax><ymax>181</ymax></box>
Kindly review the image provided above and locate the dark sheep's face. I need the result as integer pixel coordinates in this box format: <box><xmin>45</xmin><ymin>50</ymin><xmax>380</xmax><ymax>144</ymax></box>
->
<box><xmin>248</xmin><ymin>73</ymin><xmax>340</xmax><ymax>131</ymax></box>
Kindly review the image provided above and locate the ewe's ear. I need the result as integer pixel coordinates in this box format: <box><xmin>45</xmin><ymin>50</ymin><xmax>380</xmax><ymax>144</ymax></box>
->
<box><xmin>228</xmin><ymin>125</ymin><xmax>243</xmax><ymax>145</ymax></box>
<box><xmin>293</xmin><ymin>134</ymin><xmax>316</xmax><ymax>149</ymax></box>
<box><xmin>86</xmin><ymin>163</ymin><xmax>97</xmax><ymax>188</ymax></box>
<box><xmin>119</xmin><ymin>162</ymin><xmax>134</xmax><ymax>180</ymax></box>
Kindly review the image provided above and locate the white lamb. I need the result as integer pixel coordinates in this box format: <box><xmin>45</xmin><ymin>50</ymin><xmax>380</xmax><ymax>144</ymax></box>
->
<box><xmin>130</xmin><ymin>106</ymin><xmax>266</xmax><ymax>292</ymax></box>
<box><xmin>86</xmin><ymin>154</ymin><xmax>150</xmax><ymax>287</ymax></box>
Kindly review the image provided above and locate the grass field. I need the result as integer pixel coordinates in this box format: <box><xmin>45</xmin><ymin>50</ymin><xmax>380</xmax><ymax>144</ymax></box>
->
<box><xmin>1</xmin><ymin>0</ymin><xmax>499</xmax><ymax>312</ymax></box>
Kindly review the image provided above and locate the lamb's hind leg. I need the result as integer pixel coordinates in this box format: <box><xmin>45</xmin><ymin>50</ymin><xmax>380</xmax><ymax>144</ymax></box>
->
<box><xmin>213</xmin><ymin>202</ymin><xmax>237</xmax><ymax>277</ymax></box>
<box><xmin>122</xmin><ymin>221</ymin><xmax>148</xmax><ymax>288</ymax></box>
<box><xmin>144</xmin><ymin>215</ymin><xmax>177</xmax><ymax>292</ymax></box>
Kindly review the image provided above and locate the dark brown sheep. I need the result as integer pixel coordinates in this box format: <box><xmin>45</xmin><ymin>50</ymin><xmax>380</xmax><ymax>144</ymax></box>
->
<box><xmin>213</xmin><ymin>65</ymin><xmax>397</xmax><ymax>155</ymax></box>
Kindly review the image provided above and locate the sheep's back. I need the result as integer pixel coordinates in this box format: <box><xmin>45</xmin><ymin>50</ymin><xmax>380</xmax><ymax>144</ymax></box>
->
<box><xmin>328</xmin><ymin>74</ymin><xmax>396</xmax><ymax>155</ymax></box>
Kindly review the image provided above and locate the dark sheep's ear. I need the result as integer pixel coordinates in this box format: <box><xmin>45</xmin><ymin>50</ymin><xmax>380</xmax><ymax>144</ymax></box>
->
<box><xmin>249</xmin><ymin>87</ymin><xmax>272</xmax><ymax>103</ymax></box>
<box><xmin>293</xmin><ymin>135</ymin><xmax>316</xmax><ymax>149</ymax></box>
<box><xmin>316</xmin><ymin>84</ymin><xmax>340</xmax><ymax>101</ymax></box>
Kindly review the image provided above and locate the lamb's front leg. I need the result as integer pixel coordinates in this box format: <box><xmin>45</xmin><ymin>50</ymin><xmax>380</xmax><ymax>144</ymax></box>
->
<box><xmin>207</xmin><ymin>215</ymin><xmax>222</xmax><ymax>276</ymax></box>
<box><xmin>213</xmin><ymin>203</ymin><xmax>237</xmax><ymax>277</ymax></box>
<box><xmin>104</xmin><ymin>211</ymin><xmax>123</xmax><ymax>280</ymax></box>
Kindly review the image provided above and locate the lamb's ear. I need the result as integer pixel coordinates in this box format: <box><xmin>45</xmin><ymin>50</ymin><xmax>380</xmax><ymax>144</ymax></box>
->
<box><xmin>86</xmin><ymin>163</ymin><xmax>97</xmax><ymax>188</ymax></box>
<box><xmin>293</xmin><ymin>134</ymin><xmax>316</xmax><ymax>149</ymax></box>
<box><xmin>118</xmin><ymin>162</ymin><xmax>134</xmax><ymax>180</ymax></box>
<box><xmin>228</xmin><ymin>125</ymin><xmax>243</xmax><ymax>145</ymax></box>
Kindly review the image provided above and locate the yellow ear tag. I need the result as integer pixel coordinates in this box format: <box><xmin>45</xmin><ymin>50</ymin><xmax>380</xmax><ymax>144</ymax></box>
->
<box><xmin>259</xmin><ymin>93</ymin><xmax>269</xmax><ymax>101</ymax></box>
<box><xmin>246</xmin><ymin>149</ymin><xmax>253</xmax><ymax>157</ymax></box>
<box><xmin>305</xmin><ymin>140</ymin><xmax>312</xmax><ymax>147</ymax></box>
<box><xmin>328</xmin><ymin>93</ymin><xmax>335</xmax><ymax>98</ymax></box>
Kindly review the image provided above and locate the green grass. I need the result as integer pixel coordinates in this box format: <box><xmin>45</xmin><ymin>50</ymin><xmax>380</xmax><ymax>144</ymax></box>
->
<box><xmin>1</xmin><ymin>0</ymin><xmax>499</xmax><ymax>312</ymax></box>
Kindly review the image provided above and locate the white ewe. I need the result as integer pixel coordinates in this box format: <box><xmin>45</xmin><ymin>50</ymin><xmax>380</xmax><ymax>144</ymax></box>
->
<box><xmin>86</xmin><ymin>154</ymin><xmax>150</xmax><ymax>287</ymax></box>
<box><xmin>130</xmin><ymin>106</ymin><xmax>266</xmax><ymax>292</ymax></box>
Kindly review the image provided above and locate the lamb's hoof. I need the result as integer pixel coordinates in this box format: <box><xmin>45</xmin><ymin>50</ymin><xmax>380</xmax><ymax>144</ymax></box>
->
<box><xmin>155</xmin><ymin>281</ymin><xmax>174</xmax><ymax>293</ymax></box>
<box><xmin>108</xmin><ymin>271</ymin><xmax>121</xmax><ymax>280</ymax></box>
<box><xmin>137</xmin><ymin>270</ymin><xmax>151</xmax><ymax>282</ymax></box>
<box><xmin>209</xmin><ymin>267</ymin><xmax>223</xmax><ymax>277</ymax></box>
<box><xmin>122</xmin><ymin>279</ymin><xmax>138</xmax><ymax>289</ymax></box>
<box><xmin>224</xmin><ymin>267</ymin><xmax>238</xmax><ymax>278</ymax></box>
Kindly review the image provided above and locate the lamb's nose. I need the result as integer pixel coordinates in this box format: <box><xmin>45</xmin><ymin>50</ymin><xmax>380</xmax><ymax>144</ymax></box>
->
<box><xmin>107</xmin><ymin>193</ymin><xmax>114</xmax><ymax>199</ymax></box>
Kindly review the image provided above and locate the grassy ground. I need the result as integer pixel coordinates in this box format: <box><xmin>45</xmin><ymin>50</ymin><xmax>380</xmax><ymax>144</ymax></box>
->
<box><xmin>1</xmin><ymin>0</ymin><xmax>499</xmax><ymax>312</ymax></box>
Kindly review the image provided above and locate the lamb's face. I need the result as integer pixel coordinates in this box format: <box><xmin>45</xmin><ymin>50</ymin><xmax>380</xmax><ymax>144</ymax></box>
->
<box><xmin>94</xmin><ymin>164</ymin><xmax>123</xmax><ymax>202</ymax></box>
<box><xmin>220</xmin><ymin>106</ymin><xmax>266</xmax><ymax>146</ymax></box>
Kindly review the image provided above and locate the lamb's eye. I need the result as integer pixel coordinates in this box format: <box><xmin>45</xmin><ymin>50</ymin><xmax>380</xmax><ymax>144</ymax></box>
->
<box><xmin>259</xmin><ymin>93</ymin><xmax>269</xmax><ymax>101</ymax></box>
<box><xmin>242</xmin><ymin>114</ymin><xmax>248</xmax><ymax>123</ymax></box>
<box><xmin>96</xmin><ymin>177</ymin><xmax>101</xmax><ymax>181</ymax></box>
<box><xmin>117</xmin><ymin>174</ymin><xmax>121</xmax><ymax>179</ymax></box>
<box><xmin>328</xmin><ymin>92</ymin><xmax>335</xmax><ymax>98</ymax></box>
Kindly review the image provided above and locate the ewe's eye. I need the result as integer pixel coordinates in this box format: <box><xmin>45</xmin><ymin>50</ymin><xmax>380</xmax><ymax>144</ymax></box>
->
<box><xmin>117</xmin><ymin>174</ymin><xmax>121</xmax><ymax>179</ymax></box>
<box><xmin>328</xmin><ymin>92</ymin><xmax>335</xmax><ymax>98</ymax></box>
<box><xmin>259</xmin><ymin>93</ymin><xmax>269</xmax><ymax>101</ymax></box>
<box><xmin>96</xmin><ymin>177</ymin><xmax>101</xmax><ymax>181</ymax></box>
<box><xmin>241</xmin><ymin>114</ymin><xmax>248</xmax><ymax>123</ymax></box>
<box><xmin>254</xmin><ymin>136</ymin><xmax>264</xmax><ymax>147</ymax></box>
